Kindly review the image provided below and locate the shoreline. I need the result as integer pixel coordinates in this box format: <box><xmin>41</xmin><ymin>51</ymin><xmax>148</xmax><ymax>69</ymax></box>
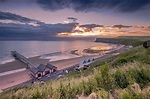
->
<box><xmin>0</xmin><ymin>44</ymin><xmax>126</xmax><ymax>91</ymax></box>
<box><xmin>0</xmin><ymin>43</ymin><xmax>118</xmax><ymax>73</ymax></box>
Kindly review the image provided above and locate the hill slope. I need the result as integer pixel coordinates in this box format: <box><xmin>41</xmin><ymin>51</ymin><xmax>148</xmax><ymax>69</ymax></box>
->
<box><xmin>95</xmin><ymin>36</ymin><xmax>150</xmax><ymax>47</ymax></box>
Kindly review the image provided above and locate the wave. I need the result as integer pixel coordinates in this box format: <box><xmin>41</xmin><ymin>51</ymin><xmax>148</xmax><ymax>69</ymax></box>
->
<box><xmin>49</xmin><ymin>54</ymin><xmax>80</xmax><ymax>62</ymax></box>
<box><xmin>40</xmin><ymin>51</ymin><xmax>80</xmax><ymax>61</ymax></box>
<box><xmin>0</xmin><ymin>57</ymin><xmax>15</xmax><ymax>65</ymax></box>
<box><xmin>0</xmin><ymin>68</ymin><xmax>26</xmax><ymax>76</ymax></box>
<box><xmin>40</xmin><ymin>52</ymin><xmax>62</xmax><ymax>59</ymax></box>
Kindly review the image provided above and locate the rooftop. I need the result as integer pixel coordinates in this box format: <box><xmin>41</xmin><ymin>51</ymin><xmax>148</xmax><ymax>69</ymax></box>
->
<box><xmin>37</xmin><ymin>64</ymin><xmax>47</xmax><ymax>72</ymax></box>
<box><xmin>30</xmin><ymin>67</ymin><xmax>39</xmax><ymax>74</ymax></box>
<box><xmin>46</xmin><ymin>63</ymin><xmax>57</xmax><ymax>69</ymax></box>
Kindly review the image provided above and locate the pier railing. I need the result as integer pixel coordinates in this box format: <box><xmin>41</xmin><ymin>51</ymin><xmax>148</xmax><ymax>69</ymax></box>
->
<box><xmin>11</xmin><ymin>51</ymin><xmax>37</xmax><ymax>69</ymax></box>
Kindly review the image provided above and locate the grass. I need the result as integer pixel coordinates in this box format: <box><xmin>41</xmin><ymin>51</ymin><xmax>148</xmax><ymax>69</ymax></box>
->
<box><xmin>0</xmin><ymin>39</ymin><xmax>150</xmax><ymax>99</ymax></box>
<box><xmin>117</xmin><ymin>36</ymin><xmax>150</xmax><ymax>41</ymax></box>
<box><xmin>95</xmin><ymin>36</ymin><xmax>150</xmax><ymax>47</ymax></box>
<box><xmin>1</xmin><ymin>61</ymin><xmax>149</xmax><ymax>99</ymax></box>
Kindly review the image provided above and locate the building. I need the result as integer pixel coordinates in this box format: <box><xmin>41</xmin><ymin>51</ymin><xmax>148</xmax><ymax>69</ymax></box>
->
<box><xmin>78</xmin><ymin>58</ymin><xmax>95</xmax><ymax>69</ymax></box>
<box><xmin>30</xmin><ymin>63</ymin><xmax>57</xmax><ymax>79</ymax></box>
<box><xmin>46</xmin><ymin>63</ymin><xmax>57</xmax><ymax>73</ymax></box>
<box><xmin>30</xmin><ymin>67</ymin><xmax>42</xmax><ymax>78</ymax></box>
<box><xmin>37</xmin><ymin>64</ymin><xmax>50</xmax><ymax>76</ymax></box>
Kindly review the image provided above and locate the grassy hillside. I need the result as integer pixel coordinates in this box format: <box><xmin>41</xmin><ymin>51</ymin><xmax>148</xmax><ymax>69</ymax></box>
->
<box><xmin>95</xmin><ymin>36</ymin><xmax>150</xmax><ymax>47</ymax></box>
<box><xmin>1</xmin><ymin>43</ymin><xmax>150</xmax><ymax>99</ymax></box>
<box><xmin>117</xmin><ymin>36</ymin><xmax>150</xmax><ymax>41</ymax></box>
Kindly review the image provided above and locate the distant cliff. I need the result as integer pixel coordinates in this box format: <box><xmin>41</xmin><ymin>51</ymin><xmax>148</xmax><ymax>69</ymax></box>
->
<box><xmin>95</xmin><ymin>38</ymin><xmax>121</xmax><ymax>43</ymax></box>
<box><xmin>94</xmin><ymin>37</ymin><xmax>146</xmax><ymax>47</ymax></box>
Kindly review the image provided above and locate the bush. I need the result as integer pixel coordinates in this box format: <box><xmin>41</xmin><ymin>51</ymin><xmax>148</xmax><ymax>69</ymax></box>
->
<box><xmin>30</xmin><ymin>89</ymin><xmax>43</xmax><ymax>99</ymax></box>
<box><xmin>127</xmin><ymin>67</ymin><xmax>150</xmax><ymax>88</ymax></box>
<box><xmin>136</xmin><ymin>68</ymin><xmax>150</xmax><ymax>88</ymax></box>
<box><xmin>114</xmin><ymin>70</ymin><xmax>129</xmax><ymax>88</ymax></box>
<box><xmin>119</xmin><ymin>91</ymin><xmax>134</xmax><ymax>99</ymax></box>
<box><xmin>57</xmin><ymin>83</ymin><xmax>77</xmax><ymax>99</ymax></box>
<box><xmin>118</xmin><ymin>89</ymin><xmax>145</xmax><ymax>99</ymax></box>
<box><xmin>112</xmin><ymin>55</ymin><xmax>138</xmax><ymax>67</ymax></box>
<box><xmin>100</xmin><ymin>63</ymin><xmax>114</xmax><ymax>92</ymax></box>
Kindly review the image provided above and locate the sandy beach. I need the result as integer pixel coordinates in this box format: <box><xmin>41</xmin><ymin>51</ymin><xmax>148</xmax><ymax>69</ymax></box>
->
<box><xmin>0</xmin><ymin>70</ymin><xmax>31</xmax><ymax>91</ymax></box>
<box><xmin>0</xmin><ymin>44</ymin><xmax>126</xmax><ymax>91</ymax></box>
<box><xmin>0</xmin><ymin>55</ymin><xmax>95</xmax><ymax>91</ymax></box>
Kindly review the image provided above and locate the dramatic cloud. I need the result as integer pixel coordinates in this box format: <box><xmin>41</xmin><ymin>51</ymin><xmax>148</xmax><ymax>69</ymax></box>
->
<box><xmin>111</xmin><ymin>25</ymin><xmax>132</xmax><ymax>29</ymax></box>
<box><xmin>67</xmin><ymin>17</ymin><xmax>77</xmax><ymax>22</ymax></box>
<box><xmin>0</xmin><ymin>11</ymin><xmax>44</xmax><ymax>25</ymax></box>
<box><xmin>0</xmin><ymin>0</ymin><xmax>6</xmax><ymax>2</ymax></box>
<box><xmin>0</xmin><ymin>12</ymin><xmax>78</xmax><ymax>40</ymax></box>
<box><xmin>0</xmin><ymin>11</ymin><xmax>149</xmax><ymax>40</ymax></box>
<box><xmin>80</xmin><ymin>24</ymin><xmax>103</xmax><ymax>29</ymax></box>
<box><xmin>37</xmin><ymin>0</ymin><xmax>150</xmax><ymax>12</ymax></box>
<box><xmin>2</xmin><ymin>0</ymin><xmax>149</xmax><ymax>12</ymax></box>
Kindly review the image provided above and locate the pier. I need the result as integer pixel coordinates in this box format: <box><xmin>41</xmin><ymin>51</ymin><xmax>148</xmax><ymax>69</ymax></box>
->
<box><xmin>11</xmin><ymin>51</ymin><xmax>37</xmax><ymax>69</ymax></box>
<box><xmin>11</xmin><ymin>51</ymin><xmax>57</xmax><ymax>79</ymax></box>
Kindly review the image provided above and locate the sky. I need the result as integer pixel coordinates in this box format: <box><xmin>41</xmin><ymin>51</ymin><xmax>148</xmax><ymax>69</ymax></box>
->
<box><xmin>0</xmin><ymin>0</ymin><xmax>150</xmax><ymax>25</ymax></box>
<box><xmin>0</xmin><ymin>0</ymin><xmax>150</xmax><ymax>40</ymax></box>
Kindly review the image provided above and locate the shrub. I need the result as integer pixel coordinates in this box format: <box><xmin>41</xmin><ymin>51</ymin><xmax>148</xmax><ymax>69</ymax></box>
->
<box><xmin>127</xmin><ymin>67</ymin><xmax>150</xmax><ymax>88</ymax></box>
<box><xmin>114</xmin><ymin>70</ymin><xmax>129</xmax><ymax>88</ymax></box>
<box><xmin>57</xmin><ymin>83</ymin><xmax>77</xmax><ymax>99</ymax></box>
<box><xmin>30</xmin><ymin>89</ymin><xmax>43</xmax><ymax>99</ymax></box>
<box><xmin>118</xmin><ymin>91</ymin><xmax>134</xmax><ymax>99</ymax></box>
<box><xmin>100</xmin><ymin>63</ymin><xmax>114</xmax><ymax>92</ymax></box>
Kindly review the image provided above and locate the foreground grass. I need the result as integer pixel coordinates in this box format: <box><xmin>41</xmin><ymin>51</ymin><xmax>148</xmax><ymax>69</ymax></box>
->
<box><xmin>0</xmin><ymin>46</ymin><xmax>150</xmax><ymax>99</ymax></box>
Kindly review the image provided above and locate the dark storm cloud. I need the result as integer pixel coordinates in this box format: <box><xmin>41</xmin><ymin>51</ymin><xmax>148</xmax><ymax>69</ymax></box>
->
<box><xmin>80</xmin><ymin>24</ymin><xmax>103</xmax><ymax>28</ymax></box>
<box><xmin>80</xmin><ymin>24</ymin><xmax>103</xmax><ymax>31</ymax></box>
<box><xmin>0</xmin><ymin>11</ymin><xmax>44</xmax><ymax>24</ymax></box>
<box><xmin>0</xmin><ymin>22</ymin><xmax>77</xmax><ymax>40</ymax></box>
<box><xmin>0</xmin><ymin>12</ymin><xmax>78</xmax><ymax>40</ymax></box>
<box><xmin>67</xmin><ymin>17</ymin><xmax>77</xmax><ymax>22</ymax></box>
<box><xmin>1</xmin><ymin>0</ymin><xmax>149</xmax><ymax>12</ymax></box>
<box><xmin>37</xmin><ymin>0</ymin><xmax>150</xmax><ymax>12</ymax></box>
<box><xmin>111</xmin><ymin>25</ymin><xmax>132</xmax><ymax>29</ymax></box>
<box><xmin>0</xmin><ymin>0</ymin><xmax>6</xmax><ymax>2</ymax></box>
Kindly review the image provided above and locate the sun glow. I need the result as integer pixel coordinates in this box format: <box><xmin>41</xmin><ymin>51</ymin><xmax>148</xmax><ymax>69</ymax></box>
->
<box><xmin>58</xmin><ymin>25</ymin><xmax>105</xmax><ymax>37</ymax></box>
<box><xmin>91</xmin><ymin>46</ymin><xmax>113</xmax><ymax>51</ymax></box>
<box><xmin>57</xmin><ymin>24</ymin><xmax>150</xmax><ymax>37</ymax></box>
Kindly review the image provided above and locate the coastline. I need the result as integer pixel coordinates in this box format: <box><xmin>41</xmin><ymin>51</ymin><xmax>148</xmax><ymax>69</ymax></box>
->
<box><xmin>0</xmin><ymin>43</ymin><xmax>126</xmax><ymax>91</ymax></box>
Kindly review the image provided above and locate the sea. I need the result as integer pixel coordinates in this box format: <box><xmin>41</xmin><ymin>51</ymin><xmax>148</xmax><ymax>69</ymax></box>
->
<box><xmin>0</xmin><ymin>40</ymin><xmax>113</xmax><ymax>65</ymax></box>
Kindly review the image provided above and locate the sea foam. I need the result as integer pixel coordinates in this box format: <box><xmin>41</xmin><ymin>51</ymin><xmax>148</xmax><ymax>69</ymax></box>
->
<box><xmin>0</xmin><ymin>57</ymin><xmax>15</xmax><ymax>65</ymax></box>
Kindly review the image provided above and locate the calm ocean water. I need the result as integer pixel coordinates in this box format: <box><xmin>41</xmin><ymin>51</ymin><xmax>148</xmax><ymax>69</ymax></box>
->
<box><xmin>0</xmin><ymin>40</ymin><xmax>111</xmax><ymax>64</ymax></box>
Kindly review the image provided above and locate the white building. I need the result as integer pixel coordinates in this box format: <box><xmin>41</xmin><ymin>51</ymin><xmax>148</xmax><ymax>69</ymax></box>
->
<box><xmin>78</xmin><ymin>58</ymin><xmax>95</xmax><ymax>69</ymax></box>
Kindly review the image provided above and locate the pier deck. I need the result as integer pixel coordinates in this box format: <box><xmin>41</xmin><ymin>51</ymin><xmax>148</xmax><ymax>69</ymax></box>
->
<box><xmin>11</xmin><ymin>51</ymin><xmax>37</xmax><ymax>69</ymax></box>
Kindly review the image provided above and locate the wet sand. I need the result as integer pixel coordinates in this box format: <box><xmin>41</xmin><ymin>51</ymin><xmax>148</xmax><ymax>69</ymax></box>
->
<box><xmin>0</xmin><ymin>60</ymin><xmax>27</xmax><ymax>73</ymax></box>
<box><xmin>0</xmin><ymin>70</ymin><xmax>31</xmax><ymax>91</ymax></box>
<box><xmin>50</xmin><ymin>55</ymin><xmax>97</xmax><ymax>70</ymax></box>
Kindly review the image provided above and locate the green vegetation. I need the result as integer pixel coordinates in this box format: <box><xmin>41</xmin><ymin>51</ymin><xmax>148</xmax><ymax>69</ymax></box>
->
<box><xmin>114</xmin><ymin>69</ymin><xmax>129</xmax><ymax>88</ymax></box>
<box><xmin>1</xmin><ymin>61</ymin><xmax>149</xmax><ymax>99</ymax></box>
<box><xmin>117</xmin><ymin>36</ymin><xmax>150</xmax><ymax>41</ymax></box>
<box><xmin>116</xmin><ymin>36</ymin><xmax>150</xmax><ymax>47</ymax></box>
<box><xmin>1</xmin><ymin>39</ymin><xmax>150</xmax><ymax>99</ymax></box>
<box><xmin>95</xmin><ymin>36</ymin><xmax>150</xmax><ymax>47</ymax></box>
